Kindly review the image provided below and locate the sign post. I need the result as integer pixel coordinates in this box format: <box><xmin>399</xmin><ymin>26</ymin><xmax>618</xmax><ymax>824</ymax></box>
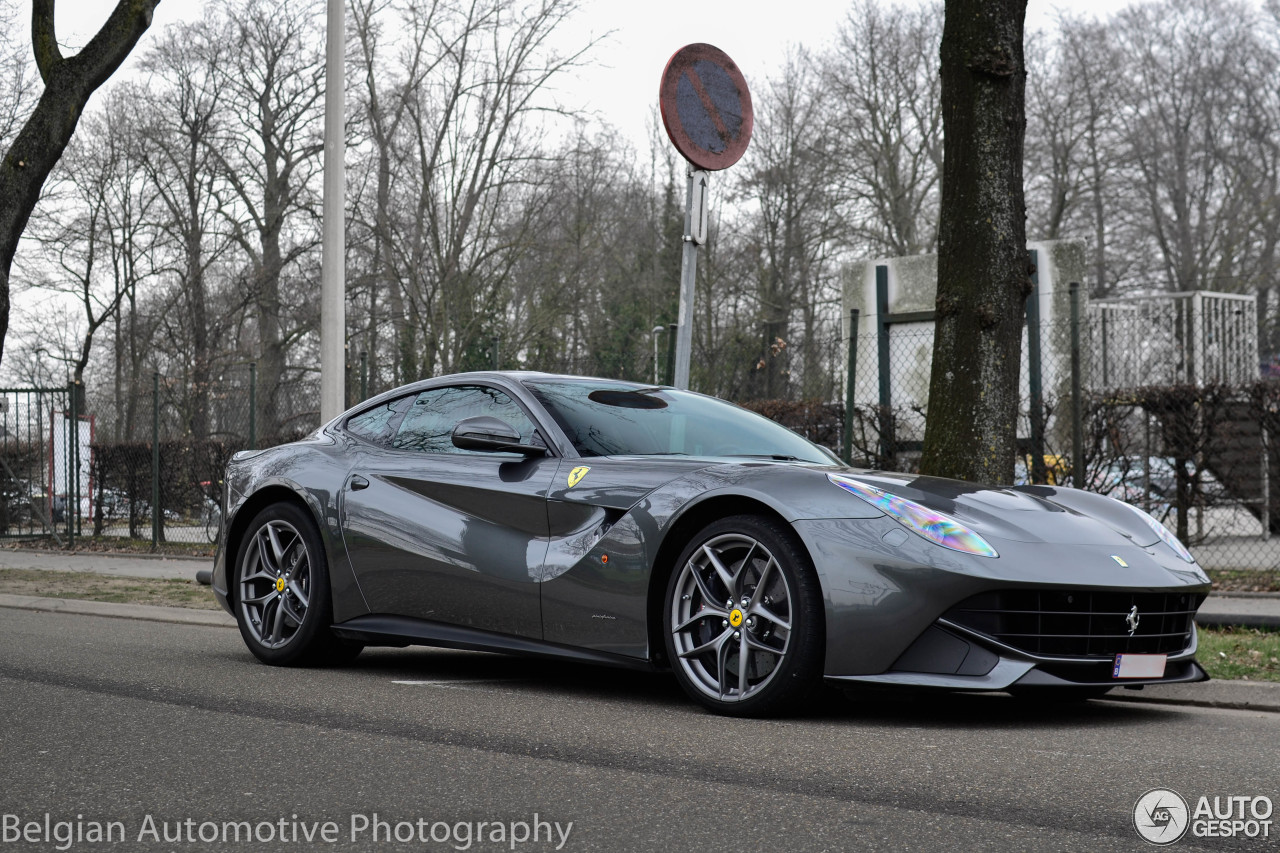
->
<box><xmin>659</xmin><ymin>43</ymin><xmax>753</xmax><ymax>388</ymax></box>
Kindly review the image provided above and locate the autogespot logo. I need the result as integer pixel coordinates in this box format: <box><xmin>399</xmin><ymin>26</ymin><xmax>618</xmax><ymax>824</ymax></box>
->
<box><xmin>1134</xmin><ymin>789</ymin><xmax>1190</xmax><ymax>845</ymax></box>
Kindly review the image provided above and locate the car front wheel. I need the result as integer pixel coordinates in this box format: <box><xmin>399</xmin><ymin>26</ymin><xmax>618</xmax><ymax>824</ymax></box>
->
<box><xmin>233</xmin><ymin>502</ymin><xmax>361</xmax><ymax>666</ymax></box>
<box><xmin>664</xmin><ymin>514</ymin><xmax>824</xmax><ymax>717</ymax></box>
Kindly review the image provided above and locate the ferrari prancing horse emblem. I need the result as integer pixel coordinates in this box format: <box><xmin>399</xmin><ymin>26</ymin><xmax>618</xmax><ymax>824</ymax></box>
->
<box><xmin>1126</xmin><ymin>605</ymin><xmax>1140</xmax><ymax>636</ymax></box>
<box><xmin>567</xmin><ymin>466</ymin><xmax>590</xmax><ymax>488</ymax></box>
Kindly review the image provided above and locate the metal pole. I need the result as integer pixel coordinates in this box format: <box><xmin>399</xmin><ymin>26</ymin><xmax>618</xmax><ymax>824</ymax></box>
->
<box><xmin>673</xmin><ymin>167</ymin><xmax>700</xmax><ymax>389</ymax></box>
<box><xmin>319</xmin><ymin>0</ymin><xmax>347</xmax><ymax>421</ymax></box>
<box><xmin>843</xmin><ymin>309</ymin><xmax>860</xmax><ymax>465</ymax></box>
<box><xmin>1070</xmin><ymin>283</ymin><xmax>1083</xmax><ymax>488</ymax></box>
<box><xmin>72</xmin><ymin>382</ymin><xmax>81</xmax><ymax>541</ymax></box>
<box><xmin>874</xmin><ymin>265</ymin><xmax>895</xmax><ymax>464</ymax></box>
<box><xmin>359</xmin><ymin>350</ymin><xmax>368</xmax><ymax>402</ymax></box>
<box><xmin>491</xmin><ymin>336</ymin><xmax>500</xmax><ymax>371</ymax></box>
<box><xmin>67</xmin><ymin>381</ymin><xmax>76</xmax><ymax>550</ymax></box>
<box><xmin>248</xmin><ymin>362</ymin><xmax>257</xmax><ymax>451</ymax></box>
<box><xmin>1025</xmin><ymin>250</ymin><xmax>1045</xmax><ymax>484</ymax></box>
<box><xmin>152</xmin><ymin>371</ymin><xmax>160</xmax><ymax>550</ymax></box>
<box><xmin>652</xmin><ymin>326</ymin><xmax>664</xmax><ymax>385</ymax></box>
<box><xmin>665</xmin><ymin>323</ymin><xmax>678</xmax><ymax>387</ymax></box>
<box><xmin>1262</xmin><ymin>425</ymin><xmax>1271</xmax><ymax>541</ymax></box>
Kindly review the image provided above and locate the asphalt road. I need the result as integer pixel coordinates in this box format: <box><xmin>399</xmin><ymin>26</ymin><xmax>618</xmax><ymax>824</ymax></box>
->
<box><xmin>0</xmin><ymin>610</ymin><xmax>1276</xmax><ymax>852</ymax></box>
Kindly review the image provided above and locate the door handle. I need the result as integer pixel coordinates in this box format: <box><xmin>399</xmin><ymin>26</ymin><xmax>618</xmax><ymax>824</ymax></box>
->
<box><xmin>350</xmin><ymin>475</ymin><xmax>370</xmax><ymax>491</ymax></box>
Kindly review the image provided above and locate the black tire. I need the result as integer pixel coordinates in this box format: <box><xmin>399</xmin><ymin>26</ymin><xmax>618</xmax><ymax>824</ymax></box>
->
<box><xmin>232</xmin><ymin>502</ymin><xmax>362</xmax><ymax>666</ymax></box>
<box><xmin>663</xmin><ymin>514</ymin><xmax>825</xmax><ymax>717</ymax></box>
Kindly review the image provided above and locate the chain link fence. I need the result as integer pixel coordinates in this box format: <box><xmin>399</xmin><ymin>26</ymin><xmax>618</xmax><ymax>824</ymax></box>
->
<box><xmin>4</xmin><ymin>303</ymin><xmax>1276</xmax><ymax>571</ymax></box>
<box><xmin>820</xmin><ymin>298</ymin><xmax>1276</xmax><ymax>572</ymax></box>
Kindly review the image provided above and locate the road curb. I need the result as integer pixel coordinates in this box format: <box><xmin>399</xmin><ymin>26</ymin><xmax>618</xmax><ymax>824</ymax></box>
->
<box><xmin>0</xmin><ymin>594</ymin><xmax>234</xmax><ymax>628</ymax></box>
<box><xmin>1102</xmin><ymin>692</ymin><xmax>1280</xmax><ymax>714</ymax></box>
<box><xmin>1197</xmin><ymin>614</ymin><xmax>1280</xmax><ymax>630</ymax></box>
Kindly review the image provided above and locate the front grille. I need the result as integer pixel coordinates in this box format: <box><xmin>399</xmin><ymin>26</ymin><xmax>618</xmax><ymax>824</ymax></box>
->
<box><xmin>943</xmin><ymin>589</ymin><xmax>1204</xmax><ymax>659</ymax></box>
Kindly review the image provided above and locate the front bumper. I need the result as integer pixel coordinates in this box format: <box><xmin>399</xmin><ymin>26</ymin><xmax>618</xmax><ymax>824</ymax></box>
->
<box><xmin>826</xmin><ymin>619</ymin><xmax>1209</xmax><ymax>691</ymax></box>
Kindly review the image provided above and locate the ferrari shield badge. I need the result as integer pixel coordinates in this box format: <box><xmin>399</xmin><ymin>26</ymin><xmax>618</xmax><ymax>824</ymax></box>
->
<box><xmin>567</xmin><ymin>466</ymin><xmax>590</xmax><ymax>488</ymax></box>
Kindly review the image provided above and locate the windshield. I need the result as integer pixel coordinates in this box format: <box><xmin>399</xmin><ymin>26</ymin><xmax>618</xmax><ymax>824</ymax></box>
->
<box><xmin>523</xmin><ymin>379</ymin><xmax>833</xmax><ymax>463</ymax></box>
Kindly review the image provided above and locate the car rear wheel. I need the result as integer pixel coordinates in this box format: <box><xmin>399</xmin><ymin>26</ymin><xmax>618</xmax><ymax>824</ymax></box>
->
<box><xmin>664</xmin><ymin>515</ymin><xmax>824</xmax><ymax>717</ymax></box>
<box><xmin>233</xmin><ymin>502</ymin><xmax>362</xmax><ymax>666</ymax></box>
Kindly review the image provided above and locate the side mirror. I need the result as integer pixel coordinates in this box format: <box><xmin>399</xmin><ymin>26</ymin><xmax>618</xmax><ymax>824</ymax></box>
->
<box><xmin>451</xmin><ymin>416</ymin><xmax>546</xmax><ymax>456</ymax></box>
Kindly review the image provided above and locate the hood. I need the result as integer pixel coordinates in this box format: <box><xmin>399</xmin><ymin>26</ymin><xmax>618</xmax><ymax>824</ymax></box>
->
<box><xmin>846</xmin><ymin>472</ymin><xmax>1163</xmax><ymax>548</ymax></box>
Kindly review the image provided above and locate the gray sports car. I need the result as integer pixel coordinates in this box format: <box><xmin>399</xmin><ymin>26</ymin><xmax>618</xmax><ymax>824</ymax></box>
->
<box><xmin>212</xmin><ymin>372</ymin><xmax>1210</xmax><ymax>716</ymax></box>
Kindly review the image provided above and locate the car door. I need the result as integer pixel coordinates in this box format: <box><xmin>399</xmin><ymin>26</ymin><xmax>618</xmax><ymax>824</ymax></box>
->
<box><xmin>338</xmin><ymin>384</ymin><xmax>557</xmax><ymax>638</ymax></box>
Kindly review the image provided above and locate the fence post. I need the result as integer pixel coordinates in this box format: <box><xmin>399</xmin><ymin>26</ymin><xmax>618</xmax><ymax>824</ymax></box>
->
<box><xmin>152</xmin><ymin>371</ymin><xmax>160</xmax><ymax>550</ymax></box>
<box><xmin>359</xmin><ymin>350</ymin><xmax>368</xmax><ymax>402</ymax></box>
<box><xmin>1070</xmin><ymin>283</ymin><xmax>1083</xmax><ymax>488</ymax></box>
<box><xmin>67</xmin><ymin>380</ymin><xmax>76</xmax><ymax>550</ymax></box>
<box><xmin>248</xmin><ymin>361</ymin><xmax>257</xmax><ymax>451</ymax></box>
<box><xmin>1025</xmin><ymin>250</ymin><xmax>1046</xmax><ymax>484</ymax></box>
<box><xmin>664</xmin><ymin>323</ymin><xmax>677</xmax><ymax>387</ymax></box>
<box><xmin>843</xmin><ymin>309</ymin><xmax>860</xmax><ymax>465</ymax></box>
<box><xmin>491</xmin><ymin>336</ymin><xmax>500</xmax><ymax>371</ymax></box>
<box><xmin>874</xmin><ymin>265</ymin><xmax>895</xmax><ymax>464</ymax></box>
<box><xmin>1263</xmin><ymin>425</ymin><xmax>1271</xmax><ymax>542</ymax></box>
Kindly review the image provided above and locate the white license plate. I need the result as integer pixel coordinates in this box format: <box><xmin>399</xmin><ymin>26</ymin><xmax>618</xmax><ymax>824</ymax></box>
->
<box><xmin>1113</xmin><ymin>653</ymin><xmax>1167</xmax><ymax>679</ymax></box>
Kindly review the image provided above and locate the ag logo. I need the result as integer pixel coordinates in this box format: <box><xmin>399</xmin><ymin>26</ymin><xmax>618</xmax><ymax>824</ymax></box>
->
<box><xmin>1134</xmin><ymin>788</ymin><xmax>1189</xmax><ymax>845</ymax></box>
<box><xmin>275</xmin><ymin>577</ymin><xmax>286</xmax><ymax>593</ymax></box>
<box><xmin>728</xmin><ymin>608</ymin><xmax>744</xmax><ymax>628</ymax></box>
<box><xmin>567</xmin><ymin>466</ymin><xmax>590</xmax><ymax>488</ymax></box>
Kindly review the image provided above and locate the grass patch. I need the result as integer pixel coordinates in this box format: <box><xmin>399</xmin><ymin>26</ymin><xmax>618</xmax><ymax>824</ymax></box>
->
<box><xmin>1205</xmin><ymin>569</ymin><xmax>1280</xmax><ymax>593</ymax></box>
<box><xmin>0</xmin><ymin>568</ymin><xmax>220</xmax><ymax>610</ymax></box>
<box><xmin>0</xmin><ymin>537</ymin><xmax>215</xmax><ymax>558</ymax></box>
<box><xmin>1198</xmin><ymin>626</ymin><xmax>1280</xmax><ymax>682</ymax></box>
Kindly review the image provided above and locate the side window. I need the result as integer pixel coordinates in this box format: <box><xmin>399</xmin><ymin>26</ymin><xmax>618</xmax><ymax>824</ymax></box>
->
<box><xmin>344</xmin><ymin>395</ymin><xmax>414</xmax><ymax>447</ymax></box>
<box><xmin>392</xmin><ymin>385</ymin><xmax>539</xmax><ymax>454</ymax></box>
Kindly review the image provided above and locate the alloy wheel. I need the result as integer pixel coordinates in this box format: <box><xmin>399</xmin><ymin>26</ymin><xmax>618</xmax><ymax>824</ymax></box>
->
<box><xmin>238</xmin><ymin>519</ymin><xmax>312</xmax><ymax>650</ymax></box>
<box><xmin>669</xmin><ymin>532</ymin><xmax>794</xmax><ymax>702</ymax></box>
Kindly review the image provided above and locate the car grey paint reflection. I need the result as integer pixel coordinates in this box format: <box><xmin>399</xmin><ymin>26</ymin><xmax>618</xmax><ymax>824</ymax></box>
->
<box><xmin>340</xmin><ymin>446</ymin><xmax>556</xmax><ymax>638</ymax></box>
<box><xmin>214</xmin><ymin>371</ymin><xmax>1211</xmax><ymax>697</ymax></box>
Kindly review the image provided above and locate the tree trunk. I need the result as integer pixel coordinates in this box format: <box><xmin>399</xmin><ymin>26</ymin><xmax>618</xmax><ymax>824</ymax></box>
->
<box><xmin>0</xmin><ymin>0</ymin><xmax>158</xmax><ymax>369</ymax></box>
<box><xmin>919</xmin><ymin>0</ymin><xmax>1030</xmax><ymax>485</ymax></box>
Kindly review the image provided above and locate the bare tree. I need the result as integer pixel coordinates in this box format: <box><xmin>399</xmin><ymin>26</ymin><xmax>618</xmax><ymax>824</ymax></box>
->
<box><xmin>1113</xmin><ymin>0</ymin><xmax>1260</xmax><ymax>293</ymax></box>
<box><xmin>203</xmin><ymin>0</ymin><xmax>326</xmax><ymax>438</ymax></box>
<box><xmin>0</xmin><ymin>0</ymin><xmax>160</xmax><ymax>370</ymax></box>
<box><xmin>824</xmin><ymin>0</ymin><xmax>943</xmax><ymax>257</ymax></box>
<box><xmin>919</xmin><ymin>0</ymin><xmax>1030</xmax><ymax>483</ymax></box>
<box><xmin>349</xmin><ymin>0</ymin><xmax>451</xmax><ymax>390</ymax></box>
<box><xmin>379</xmin><ymin>0</ymin><xmax>593</xmax><ymax>376</ymax></box>
<box><xmin>738</xmin><ymin>49</ymin><xmax>846</xmax><ymax>399</ymax></box>
<box><xmin>22</xmin><ymin>97</ymin><xmax>158</xmax><ymax>405</ymax></box>
<box><xmin>139</xmin><ymin>15</ymin><xmax>235</xmax><ymax>439</ymax></box>
<box><xmin>0</xmin><ymin>0</ymin><xmax>37</xmax><ymax>151</ymax></box>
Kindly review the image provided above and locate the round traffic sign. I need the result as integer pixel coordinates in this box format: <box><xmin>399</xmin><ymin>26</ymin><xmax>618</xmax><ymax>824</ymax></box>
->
<box><xmin>659</xmin><ymin>43</ymin><xmax>753</xmax><ymax>171</ymax></box>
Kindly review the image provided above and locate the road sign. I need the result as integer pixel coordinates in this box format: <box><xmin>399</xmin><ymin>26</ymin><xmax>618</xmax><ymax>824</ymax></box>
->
<box><xmin>659</xmin><ymin>43</ymin><xmax>753</xmax><ymax>172</ymax></box>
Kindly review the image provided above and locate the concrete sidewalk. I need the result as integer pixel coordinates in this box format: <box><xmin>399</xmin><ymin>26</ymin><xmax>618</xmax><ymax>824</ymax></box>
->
<box><xmin>0</xmin><ymin>548</ymin><xmax>208</xmax><ymax>580</ymax></box>
<box><xmin>1195</xmin><ymin>593</ymin><xmax>1280</xmax><ymax>629</ymax></box>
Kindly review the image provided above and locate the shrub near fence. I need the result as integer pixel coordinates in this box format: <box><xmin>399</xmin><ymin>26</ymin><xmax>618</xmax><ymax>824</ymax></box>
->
<box><xmin>90</xmin><ymin>439</ymin><xmax>237</xmax><ymax>542</ymax></box>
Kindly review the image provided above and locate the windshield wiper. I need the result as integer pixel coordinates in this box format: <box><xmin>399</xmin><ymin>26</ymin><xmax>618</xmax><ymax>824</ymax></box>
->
<box><xmin>725</xmin><ymin>454</ymin><xmax>805</xmax><ymax>462</ymax></box>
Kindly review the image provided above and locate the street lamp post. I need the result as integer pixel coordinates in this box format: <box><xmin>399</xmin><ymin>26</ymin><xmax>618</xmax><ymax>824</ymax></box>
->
<box><xmin>319</xmin><ymin>0</ymin><xmax>346</xmax><ymax>421</ymax></box>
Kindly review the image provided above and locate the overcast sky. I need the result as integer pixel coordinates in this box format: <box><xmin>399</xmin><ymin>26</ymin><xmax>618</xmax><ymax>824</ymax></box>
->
<box><xmin>40</xmin><ymin>0</ymin><xmax>1114</xmax><ymax>148</ymax></box>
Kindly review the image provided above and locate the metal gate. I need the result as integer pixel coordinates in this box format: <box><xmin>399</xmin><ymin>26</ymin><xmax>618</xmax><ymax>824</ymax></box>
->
<box><xmin>0</xmin><ymin>387</ymin><xmax>74</xmax><ymax>542</ymax></box>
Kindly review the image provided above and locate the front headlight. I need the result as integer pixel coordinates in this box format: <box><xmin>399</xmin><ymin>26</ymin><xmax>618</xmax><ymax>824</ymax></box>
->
<box><xmin>827</xmin><ymin>473</ymin><xmax>998</xmax><ymax>558</ymax></box>
<box><xmin>1126</xmin><ymin>503</ymin><xmax>1196</xmax><ymax>563</ymax></box>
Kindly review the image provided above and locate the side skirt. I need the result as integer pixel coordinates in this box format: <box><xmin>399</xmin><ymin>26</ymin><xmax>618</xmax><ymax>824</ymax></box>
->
<box><xmin>331</xmin><ymin>614</ymin><xmax>658</xmax><ymax>671</ymax></box>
